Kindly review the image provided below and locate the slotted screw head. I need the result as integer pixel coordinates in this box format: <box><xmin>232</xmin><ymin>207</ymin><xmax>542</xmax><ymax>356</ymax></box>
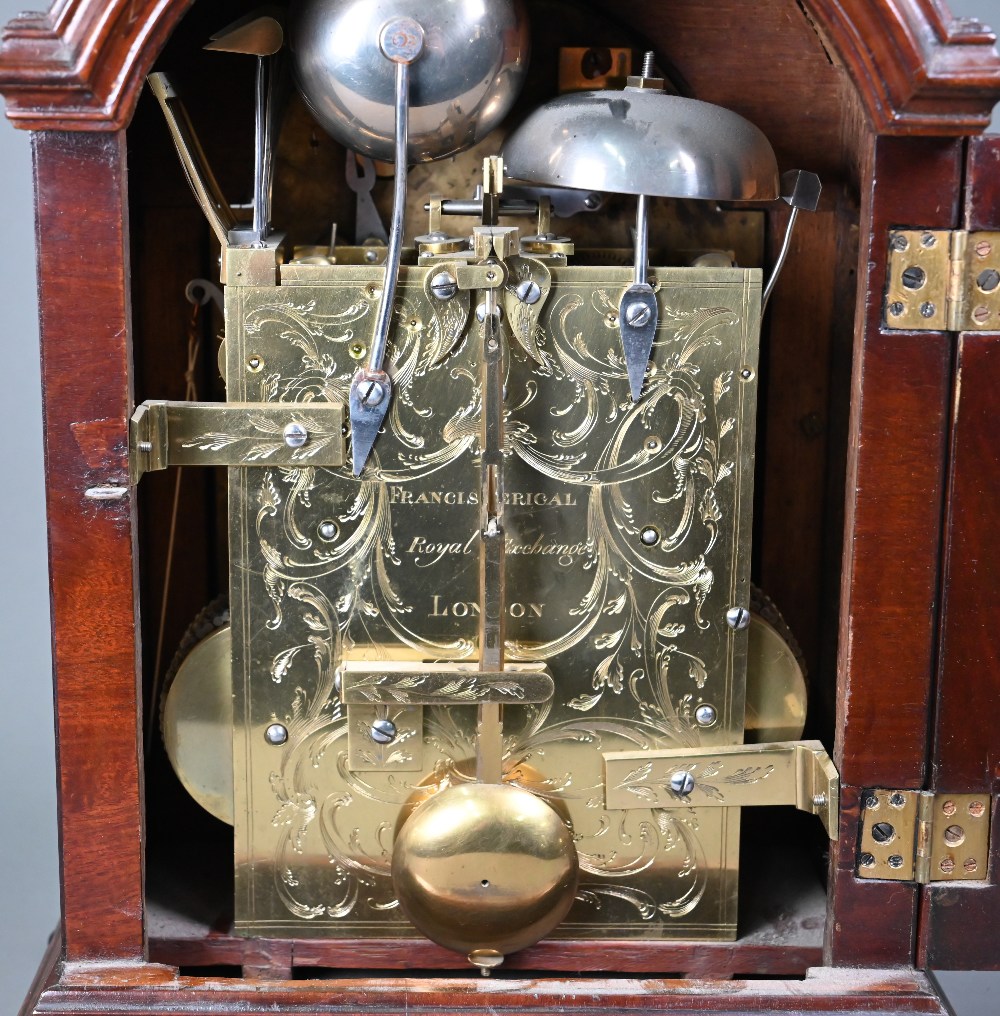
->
<box><xmin>370</xmin><ymin>718</ymin><xmax>397</xmax><ymax>744</ymax></box>
<box><xmin>726</xmin><ymin>606</ymin><xmax>751</xmax><ymax>630</ymax></box>
<box><xmin>430</xmin><ymin>271</ymin><xmax>458</xmax><ymax>300</ymax></box>
<box><xmin>670</xmin><ymin>770</ymin><xmax>695</xmax><ymax>795</ymax></box>
<box><xmin>624</xmin><ymin>301</ymin><xmax>652</xmax><ymax>328</ymax></box>
<box><xmin>516</xmin><ymin>279</ymin><xmax>541</xmax><ymax>305</ymax></box>
<box><xmin>283</xmin><ymin>422</ymin><xmax>309</xmax><ymax>448</ymax></box>
<box><xmin>359</xmin><ymin>380</ymin><xmax>386</xmax><ymax>407</ymax></box>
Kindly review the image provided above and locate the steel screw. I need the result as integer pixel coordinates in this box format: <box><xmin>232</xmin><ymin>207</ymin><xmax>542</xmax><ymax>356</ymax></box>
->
<box><xmin>943</xmin><ymin>824</ymin><xmax>966</xmax><ymax>847</ymax></box>
<box><xmin>364</xmin><ymin>249</ymin><xmax>379</xmax><ymax>263</ymax></box>
<box><xmin>516</xmin><ymin>279</ymin><xmax>542</xmax><ymax>305</ymax></box>
<box><xmin>430</xmin><ymin>271</ymin><xmax>458</xmax><ymax>300</ymax></box>
<box><xmin>920</xmin><ymin>301</ymin><xmax>936</xmax><ymax>318</ymax></box>
<box><xmin>584</xmin><ymin>193</ymin><xmax>602</xmax><ymax>210</ymax></box>
<box><xmin>889</xmin><ymin>792</ymin><xmax>906</xmax><ymax>808</ymax></box>
<box><xmin>890</xmin><ymin>233</ymin><xmax>909</xmax><ymax>252</ymax></box>
<box><xmin>318</xmin><ymin>520</ymin><xmax>339</xmax><ymax>542</ymax></box>
<box><xmin>813</xmin><ymin>794</ymin><xmax>827</xmax><ymax>808</ymax></box>
<box><xmin>639</xmin><ymin>526</ymin><xmax>660</xmax><ymax>547</ymax></box>
<box><xmin>726</xmin><ymin>606</ymin><xmax>751</xmax><ymax>630</ymax></box>
<box><xmin>888</xmin><ymin>301</ymin><xmax>905</xmax><ymax>317</ymax></box>
<box><xmin>370</xmin><ymin>718</ymin><xmax>397</xmax><ymax>744</ymax></box>
<box><xmin>358</xmin><ymin>380</ymin><xmax>386</xmax><ymax>407</ymax></box>
<box><xmin>859</xmin><ymin>852</ymin><xmax>876</xmax><ymax>868</ymax></box>
<box><xmin>921</xmin><ymin>233</ymin><xmax>938</xmax><ymax>249</ymax></box>
<box><xmin>265</xmin><ymin>723</ymin><xmax>288</xmax><ymax>746</ymax></box>
<box><xmin>670</xmin><ymin>770</ymin><xmax>696</xmax><ymax>796</ymax></box>
<box><xmin>695</xmin><ymin>704</ymin><xmax>717</xmax><ymax>727</ymax></box>
<box><xmin>283</xmin><ymin>422</ymin><xmax>309</xmax><ymax>449</ymax></box>
<box><xmin>740</xmin><ymin>367</ymin><xmax>754</xmax><ymax>381</ymax></box>
<box><xmin>137</xmin><ymin>440</ymin><xmax>153</xmax><ymax>454</ymax></box>
<box><xmin>887</xmin><ymin>854</ymin><xmax>904</xmax><ymax>869</ymax></box>
<box><xmin>624</xmin><ymin>301</ymin><xmax>652</xmax><ymax>328</ymax></box>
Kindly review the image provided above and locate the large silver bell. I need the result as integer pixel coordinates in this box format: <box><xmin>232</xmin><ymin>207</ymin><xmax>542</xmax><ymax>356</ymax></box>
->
<box><xmin>289</xmin><ymin>0</ymin><xmax>531</xmax><ymax>163</ymax></box>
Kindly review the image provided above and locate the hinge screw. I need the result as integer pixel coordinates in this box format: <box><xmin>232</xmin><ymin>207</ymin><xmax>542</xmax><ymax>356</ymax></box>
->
<box><xmin>964</xmin><ymin>858</ymin><xmax>979</xmax><ymax>873</ymax></box>
<box><xmin>968</xmin><ymin>800</ymin><xmax>986</xmax><ymax>818</ymax></box>
<box><xmin>921</xmin><ymin>232</ymin><xmax>938</xmax><ymax>249</ymax></box>
<box><xmin>942</xmin><ymin>800</ymin><xmax>957</xmax><ymax>816</ymax></box>
<box><xmin>919</xmin><ymin>301</ymin><xmax>936</xmax><ymax>318</ymax></box>
<box><xmin>940</xmin><ymin>857</ymin><xmax>956</xmax><ymax>874</ymax></box>
<box><xmin>890</xmin><ymin>233</ymin><xmax>909</xmax><ymax>252</ymax></box>
<box><xmin>975</xmin><ymin>240</ymin><xmax>993</xmax><ymax>259</ymax></box>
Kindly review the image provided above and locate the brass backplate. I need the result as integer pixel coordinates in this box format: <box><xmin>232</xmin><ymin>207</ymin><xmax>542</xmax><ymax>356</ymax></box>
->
<box><xmin>228</xmin><ymin>261</ymin><xmax>761</xmax><ymax>941</ymax></box>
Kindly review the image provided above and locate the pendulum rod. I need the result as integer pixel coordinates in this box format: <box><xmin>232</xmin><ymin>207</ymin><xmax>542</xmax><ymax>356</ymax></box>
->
<box><xmin>476</xmin><ymin>278</ymin><xmax>506</xmax><ymax>785</ymax></box>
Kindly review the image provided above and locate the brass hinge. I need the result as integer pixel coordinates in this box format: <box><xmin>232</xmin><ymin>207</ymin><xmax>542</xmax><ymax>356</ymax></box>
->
<box><xmin>885</xmin><ymin>229</ymin><xmax>1000</xmax><ymax>331</ymax></box>
<box><xmin>602</xmin><ymin>739</ymin><xmax>840</xmax><ymax>838</ymax></box>
<box><xmin>129</xmin><ymin>400</ymin><xmax>345</xmax><ymax>485</ymax></box>
<box><xmin>857</xmin><ymin>790</ymin><xmax>991</xmax><ymax>883</ymax></box>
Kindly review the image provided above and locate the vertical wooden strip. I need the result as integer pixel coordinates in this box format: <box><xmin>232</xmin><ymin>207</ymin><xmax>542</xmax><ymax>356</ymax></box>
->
<box><xmin>921</xmin><ymin>134</ymin><xmax>1000</xmax><ymax>969</ymax></box>
<box><xmin>827</xmin><ymin>135</ymin><xmax>959</xmax><ymax>966</ymax></box>
<box><xmin>33</xmin><ymin>130</ymin><xmax>144</xmax><ymax>961</ymax></box>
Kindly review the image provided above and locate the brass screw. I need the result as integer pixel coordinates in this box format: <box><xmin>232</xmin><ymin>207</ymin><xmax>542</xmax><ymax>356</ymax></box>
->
<box><xmin>972</xmin><ymin>305</ymin><xmax>991</xmax><ymax>325</ymax></box>
<box><xmin>976</xmin><ymin>240</ymin><xmax>993</xmax><ymax>258</ymax></box>
<box><xmin>969</xmin><ymin>801</ymin><xmax>986</xmax><ymax>818</ymax></box>
<box><xmin>964</xmin><ymin>858</ymin><xmax>979</xmax><ymax>874</ymax></box>
<box><xmin>942</xmin><ymin>800</ymin><xmax>957</xmax><ymax>816</ymax></box>
<box><xmin>940</xmin><ymin>857</ymin><xmax>956</xmax><ymax>874</ymax></box>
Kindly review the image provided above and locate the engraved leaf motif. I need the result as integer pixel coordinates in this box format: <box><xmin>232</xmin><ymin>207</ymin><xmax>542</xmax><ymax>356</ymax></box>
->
<box><xmin>594</xmin><ymin>628</ymin><xmax>624</xmax><ymax>650</ymax></box>
<box><xmin>593</xmin><ymin>653</ymin><xmax>624</xmax><ymax>693</ymax></box>
<box><xmin>567</xmin><ymin>692</ymin><xmax>604</xmax><ymax>712</ymax></box>
<box><xmin>713</xmin><ymin>371</ymin><xmax>733</xmax><ymax>404</ymax></box>
<box><xmin>688</xmin><ymin>658</ymin><xmax>708</xmax><ymax>689</ymax></box>
<box><xmin>271</xmin><ymin>645</ymin><xmax>304</xmax><ymax>684</ymax></box>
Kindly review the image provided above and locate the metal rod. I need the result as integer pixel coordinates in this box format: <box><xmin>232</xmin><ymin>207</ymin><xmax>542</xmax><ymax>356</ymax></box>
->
<box><xmin>252</xmin><ymin>56</ymin><xmax>268</xmax><ymax>240</ymax></box>
<box><xmin>762</xmin><ymin>206</ymin><xmax>799</xmax><ymax>309</ymax></box>
<box><xmin>634</xmin><ymin>193</ymin><xmax>650</xmax><ymax>286</ymax></box>
<box><xmin>476</xmin><ymin>282</ymin><xmax>506</xmax><ymax>785</ymax></box>
<box><xmin>368</xmin><ymin>59</ymin><xmax>410</xmax><ymax>374</ymax></box>
<box><xmin>424</xmin><ymin>198</ymin><xmax>538</xmax><ymax>217</ymax></box>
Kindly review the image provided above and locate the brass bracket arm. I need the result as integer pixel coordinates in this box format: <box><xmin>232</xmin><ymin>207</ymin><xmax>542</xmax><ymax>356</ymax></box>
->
<box><xmin>129</xmin><ymin>400</ymin><xmax>346</xmax><ymax>485</ymax></box>
<box><xmin>603</xmin><ymin>739</ymin><xmax>839</xmax><ymax>838</ymax></box>
<box><xmin>337</xmin><ymin>661</ymin><xmax>553</xmax><ymax>706</ymax></box>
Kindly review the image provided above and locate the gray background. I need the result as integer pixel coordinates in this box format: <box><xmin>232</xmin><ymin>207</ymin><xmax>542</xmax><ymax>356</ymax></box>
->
<box><xmin>0</xmin><ymin>1</ymin><xmax>996</xmax><ymax>1012</ymax></box>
